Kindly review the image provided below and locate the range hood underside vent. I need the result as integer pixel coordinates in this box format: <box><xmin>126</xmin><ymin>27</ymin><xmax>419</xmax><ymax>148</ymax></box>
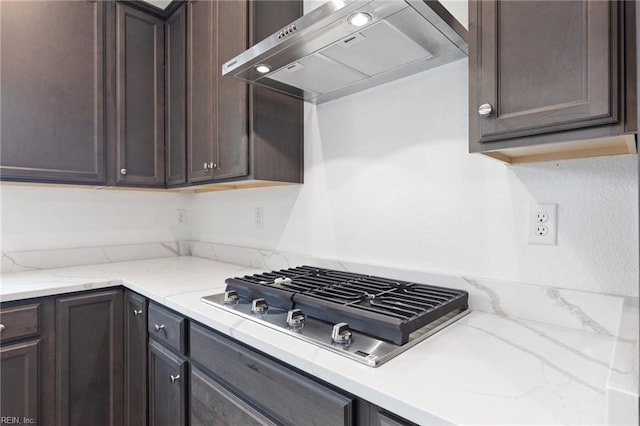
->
<box><xmin>223</xmin><ymin>0</ymin><xmax>468</xmax><ymax>104</ymax></box>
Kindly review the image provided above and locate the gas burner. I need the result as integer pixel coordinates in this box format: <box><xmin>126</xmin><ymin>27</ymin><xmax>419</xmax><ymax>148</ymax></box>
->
<box><xmin>201</xmin><ymin>266</ymin><xmax>469</xmax><ymax>367</ymax></box>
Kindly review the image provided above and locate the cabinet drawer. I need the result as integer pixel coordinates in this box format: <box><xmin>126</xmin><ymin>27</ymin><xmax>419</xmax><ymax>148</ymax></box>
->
<box><xmin>190</xmin><ymin>323</ymin><xmax>354</xmax><ymax>426</ymax></box>
<box><xmin>148</xmin><ymin>303</ymin><xmax>186</xmax><ymax>354</ymax></box>
<box><xmin>0</xmin><ymin>303</ymin><xmax>40</xmax><ymax>342</ymax></box>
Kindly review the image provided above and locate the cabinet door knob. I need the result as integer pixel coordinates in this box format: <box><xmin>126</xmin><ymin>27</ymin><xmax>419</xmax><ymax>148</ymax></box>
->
<box><xmin>209</xmin><ymin>162</ymin><xmax>216</xmax><ymax>170</ymax></box>
<box><xmin>169</xmin><ymin>374</ymin><xmax>181</xmax><ymax>384</ymax></box>
<box><xmin>133</xmin><ymin>309</ymin><xmax>143</xmax><ymax>317</ymax></box>
<box><xmin>120</xmin><ymin>168</ymin><xmax>127</xmax><ymax>175</ymax></box>
<box><xmin>154</xmin><ymin>324</ymin><xmax>165</xmax><ymax>332</ymax></box>
<box><xmin>0</xmin><ymin>324</ymin><xmax>4</xmax><ymax>333</ymax></box>
<box><xmin>203</xmin><ymin>162</ymin><xmax>209</xmax><ymax>170</ymax></box>
<box><xmin>478</xmin><ymin>103</ymin><xmax>494</xmax><ymax>117</ymax></box>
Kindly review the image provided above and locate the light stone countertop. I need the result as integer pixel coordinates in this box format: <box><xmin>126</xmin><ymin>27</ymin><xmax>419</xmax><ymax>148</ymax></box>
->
<box><xmin>0</xmin><ymin>256</ymin><xmax>635</xmax><ymax>425</ymax></box>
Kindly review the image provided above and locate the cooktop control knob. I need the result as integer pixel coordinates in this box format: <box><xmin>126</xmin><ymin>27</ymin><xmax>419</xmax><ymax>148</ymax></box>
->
<box><xmin>223</xmin><ymin>290</ymin><xmax>239</xmax><ymax>305</ymax></box>
<box><xmin>286</xmin><ymin>309</ymin><xmax>306</xmax><ymax>328</ymax></box>
<box><xmin>251</xmin><ymin>298</ymin><xmax>268</xmax><ymax>314</ymax></box>
<box><xmin>331</xmin><ymin>322</ymin><xmax>352</xmax><ymax>345</ymax></box>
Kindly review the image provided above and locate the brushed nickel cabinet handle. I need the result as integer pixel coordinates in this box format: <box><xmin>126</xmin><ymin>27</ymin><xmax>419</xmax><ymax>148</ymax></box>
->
<box><xmin>120</xmin><ymin>168</ymin><xmax>127</xmax><ymax>175</ymax></box>
<box><xmin>0</xmin><ymin>324</ymin><xmax>5</xmax><ymax>333</ymax></box>
<box><xmin>133</xmin><ymin>309</ymin><xmax>143</xmax><ymax>317</ymax></box>
<box><xmin>169</xmin><ymin>374</ymin><xmax>180</xmax><ymax>384</ymax></box>
<box><xmin>154</xmin><ymin>324</ymin><xmax>165</xmax><ymax>332</ymax></box>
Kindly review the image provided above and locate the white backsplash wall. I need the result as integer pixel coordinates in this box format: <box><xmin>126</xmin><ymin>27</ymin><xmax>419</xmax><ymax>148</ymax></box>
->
<box><xmin>190</xmin><ymin>56</ymin><xmax>638</xmax><ymax>297</ymax></box>
<box><xmin>0</xmin><ymin>185</ymin><xmax>190</xmax><ymax>252</ymax></box>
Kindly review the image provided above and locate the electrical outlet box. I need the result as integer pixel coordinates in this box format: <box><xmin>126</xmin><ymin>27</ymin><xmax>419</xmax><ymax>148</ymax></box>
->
<box><xmin>255</xmin><ymin>207</ymin><xmax>264</xmax><ymax>229</ymax></box>
<box><xmin>528</xmin><ymin>203</ymin><xmax>557</xmax><ymax>245</ymax></box>
<box><xmin>177</xmin><ymin>209</ymin><xmax>187</xmax><ymax>225</ymax></box>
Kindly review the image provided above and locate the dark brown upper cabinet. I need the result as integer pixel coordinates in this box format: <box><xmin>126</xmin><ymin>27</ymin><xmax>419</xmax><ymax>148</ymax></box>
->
<box><xmin>114</xmin><ymin>3</ymin><xmax>165</xmax><ymax>186</ymax></box>
<box><xmin>0</xmin><ymin>0</ymin><xmax>303</xmax><ymax>190</ymax></box>
<box><xmin>186</xmin><ymin>0</ymin><xmax>249</xmax><ymax>184</ymax></box>
<box><xmin>0</xmin><ymin>1</ymin><xmax>107</xmax><ymax>184</ymax></box>
<box><xmin>180</xmin><ymin>0</ymin><xmax>303</xmax><ymax>189</ymax></box>
<box><xmin>469</xmin><ymin>0</ymin><xmax>637</xmax><ymax>164</ymax></box>
<box><xmin>248</xmin><ymin>0</ymin><xmax>304</xmax><ymax>186</ymax></box>
<box><xmin>165</xmin><ymin>4</ymin><xmax>188</xmax><ymax>187</ymax></box>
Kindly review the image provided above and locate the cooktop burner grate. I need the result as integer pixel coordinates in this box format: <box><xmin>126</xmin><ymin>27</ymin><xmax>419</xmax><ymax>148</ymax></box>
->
<box><xmin>226</xmin><ymin>266</ymin><xmax>468</xmax><ymax>345</ymax></box>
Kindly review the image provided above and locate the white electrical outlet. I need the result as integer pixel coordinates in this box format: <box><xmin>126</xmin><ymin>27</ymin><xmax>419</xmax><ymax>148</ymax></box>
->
<box><xmin>177</xmin><ymin>209</ymin><xmax>187</xmax><ymax>225</ymax></box>
<box><xmin>255</xmin><ymin>207</ymin><xmax>264</xmax><ymax>229</ymax></box>
<box><xmin>528</xmin><ymin>203</ymin><xmax>557</xmax><ymax>245</ymax></box>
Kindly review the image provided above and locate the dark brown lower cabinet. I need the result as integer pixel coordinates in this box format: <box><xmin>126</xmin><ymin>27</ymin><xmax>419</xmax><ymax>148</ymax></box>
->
<box><xmin>1</xmin><ymin>289</ymin><xmax>416</xmax><ymax>426</ymax></box>
<box><xmin>375</xmin><ymin>410</ymin><xmax>418</xmax><ymax>426</ymax></box>
<box><xmin>190</xmin><ymin>367</ymin><xmax>277</xmax><ymax>426</ymax></box>
<box><xmin>0</xmin><ymin>299</ymin><xmax>55</xmax><ymax>426</ymax></box>
<box><xmin>56</xmin><ymin>290</ymin><xmax>123</xmax><ymax>426</ymax></box>
<box><xmin>124</xmin><ymin>290</ymin><xmax>148</xmax><ymax>426</ymax></box>
<box><xmin>148</xmin><ymin>339</ymin><xmax>188</xmax><ymax>426</ymax></box>
<box><xmin>0</xmin><ymin>340</ymin><xmax>39</xmax><ymax>422</ymax></box>
<box><xmin>190</xmin><ymin>322</ymin><xmax>355</xmax><ymax>426</ymax></box>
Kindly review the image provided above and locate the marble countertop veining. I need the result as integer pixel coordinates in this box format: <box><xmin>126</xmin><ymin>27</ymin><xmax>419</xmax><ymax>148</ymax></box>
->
<box><xmin>0</xmin><ymin>256</ymin><xmax>635</xmax><ymax>425</ymax></box>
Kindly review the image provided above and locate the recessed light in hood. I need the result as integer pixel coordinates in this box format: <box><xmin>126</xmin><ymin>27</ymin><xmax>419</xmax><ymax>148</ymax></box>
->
<box><xmin>348</xmin><ymin>12</ymin><xmax>372</xmax><ymax>27</ymax></box>
<box><xmin>222</xmin><ymin>0</ymin><xmax>468</xmax><ymax>104</ymax></box>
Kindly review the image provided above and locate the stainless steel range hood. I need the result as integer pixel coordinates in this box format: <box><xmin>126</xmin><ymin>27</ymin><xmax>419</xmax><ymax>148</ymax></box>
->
<box><xmin>222</xmin><ymin>0</ymin><xmax>468</xmax><ymax>104</ymax></box>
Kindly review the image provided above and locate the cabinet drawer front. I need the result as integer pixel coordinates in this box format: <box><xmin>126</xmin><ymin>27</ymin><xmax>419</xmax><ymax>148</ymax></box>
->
<box><xmin>148</xmin><ymin>303</ymin><xmax>186</xmax><ymax>354</ymax></box>
<box><xmin>190</xmin><ymin>323</ymin><xmax>354</xmax><ymax>426</ymax></box>
<box><xmin>0</xmin><ymin>303</ymin><xmax>40</xmax><ymax>342</ymax></box>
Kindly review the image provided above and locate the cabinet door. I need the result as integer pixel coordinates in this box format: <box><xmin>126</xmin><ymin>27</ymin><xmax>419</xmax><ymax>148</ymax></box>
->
<box><xmin>250</xmin><ymin>0</ymin><xmax>304</xmax><ymax>183</ymax></box>
<box><xmin>0</xmin><ymin>340</ymin><xmax>39</xmax><ymax>423</ymax></box>
<box><xmin>166</xmin><ymin>4</ymin><xmax>187</xmax><ymax>186</ymax></box>
<box><xmin>471</xmin><ymin>0</ymin><xmax>618</xmax><ymax>143</ymax></box>
<box><xmin>149</xmin><ymin>340</ymin><xmax>187</xmax><ymax>426</ymax></box>
<box><xmin>56</xmin><ymin>290</ymin><xmax>123</xmax><ymax>426</ymax></box>
<box><xmin>215</xmin><ymin>0</ymin><xmax>249</xmax><ymax>180</ymax></box>
<box><xmin>124</xmin><ymin>291</ymin><xmax>148</xmax><ymax>426</ymax></box>
<box><xmin>191</xmin><ymin>367</ymin><xmax>277</xmax><ymax>426</ymax></box>
<box><xmin>0</xmin><ymin>1</ymin><xmax>106</xmax><ymax>184</ymax></box>
<box><xmin>187</xmin><ymin>0</ymin><xmax>216</xmax><ymax>183</ymax></box>
<box><xmin>115</xmin><ymin>4</ymin><xmax>165</xmax><ymax>186</ymax></box>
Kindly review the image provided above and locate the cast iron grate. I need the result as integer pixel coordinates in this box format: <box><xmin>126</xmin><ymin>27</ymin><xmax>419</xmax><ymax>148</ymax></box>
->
<box><xmin>226</xmin><ymin>266</ymin><xmax>468</xmax><ymax>344</ymax></box>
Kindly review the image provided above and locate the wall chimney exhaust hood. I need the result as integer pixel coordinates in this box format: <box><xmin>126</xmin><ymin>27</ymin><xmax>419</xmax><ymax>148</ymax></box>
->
<box><xmin>222</xmin><ymin>0</ymin><xmax>468</xmax><ymax>104</ymax></box>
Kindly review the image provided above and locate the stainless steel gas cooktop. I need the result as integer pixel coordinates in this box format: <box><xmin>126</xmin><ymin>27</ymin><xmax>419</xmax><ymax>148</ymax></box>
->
<box><xmin>201</xmin><ymin>266</ymin><xmax>469</xmax><ymax>367</ymax></box>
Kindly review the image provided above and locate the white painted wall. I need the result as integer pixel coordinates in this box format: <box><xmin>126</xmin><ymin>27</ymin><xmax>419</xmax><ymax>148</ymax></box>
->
<box><xmin>189</xmin><ymin>55</ymin><xmax>638</xmax><ymax>296</ymax></box>
<box><xmin>0</xmin><ymin>185</ymin><xmax>190</xmax><ymax>252</ymax></box>
<box><xmin>187</xmin><ymin>0</ymin><xmax>638</xmax><ymax>296</ymax></box>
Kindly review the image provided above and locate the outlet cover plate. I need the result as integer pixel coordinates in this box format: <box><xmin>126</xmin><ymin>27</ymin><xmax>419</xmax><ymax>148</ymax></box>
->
<box><xmin>528</xmin><ymin>203</ymin><xmax>557</xmax><ymax>245</ymax></box>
